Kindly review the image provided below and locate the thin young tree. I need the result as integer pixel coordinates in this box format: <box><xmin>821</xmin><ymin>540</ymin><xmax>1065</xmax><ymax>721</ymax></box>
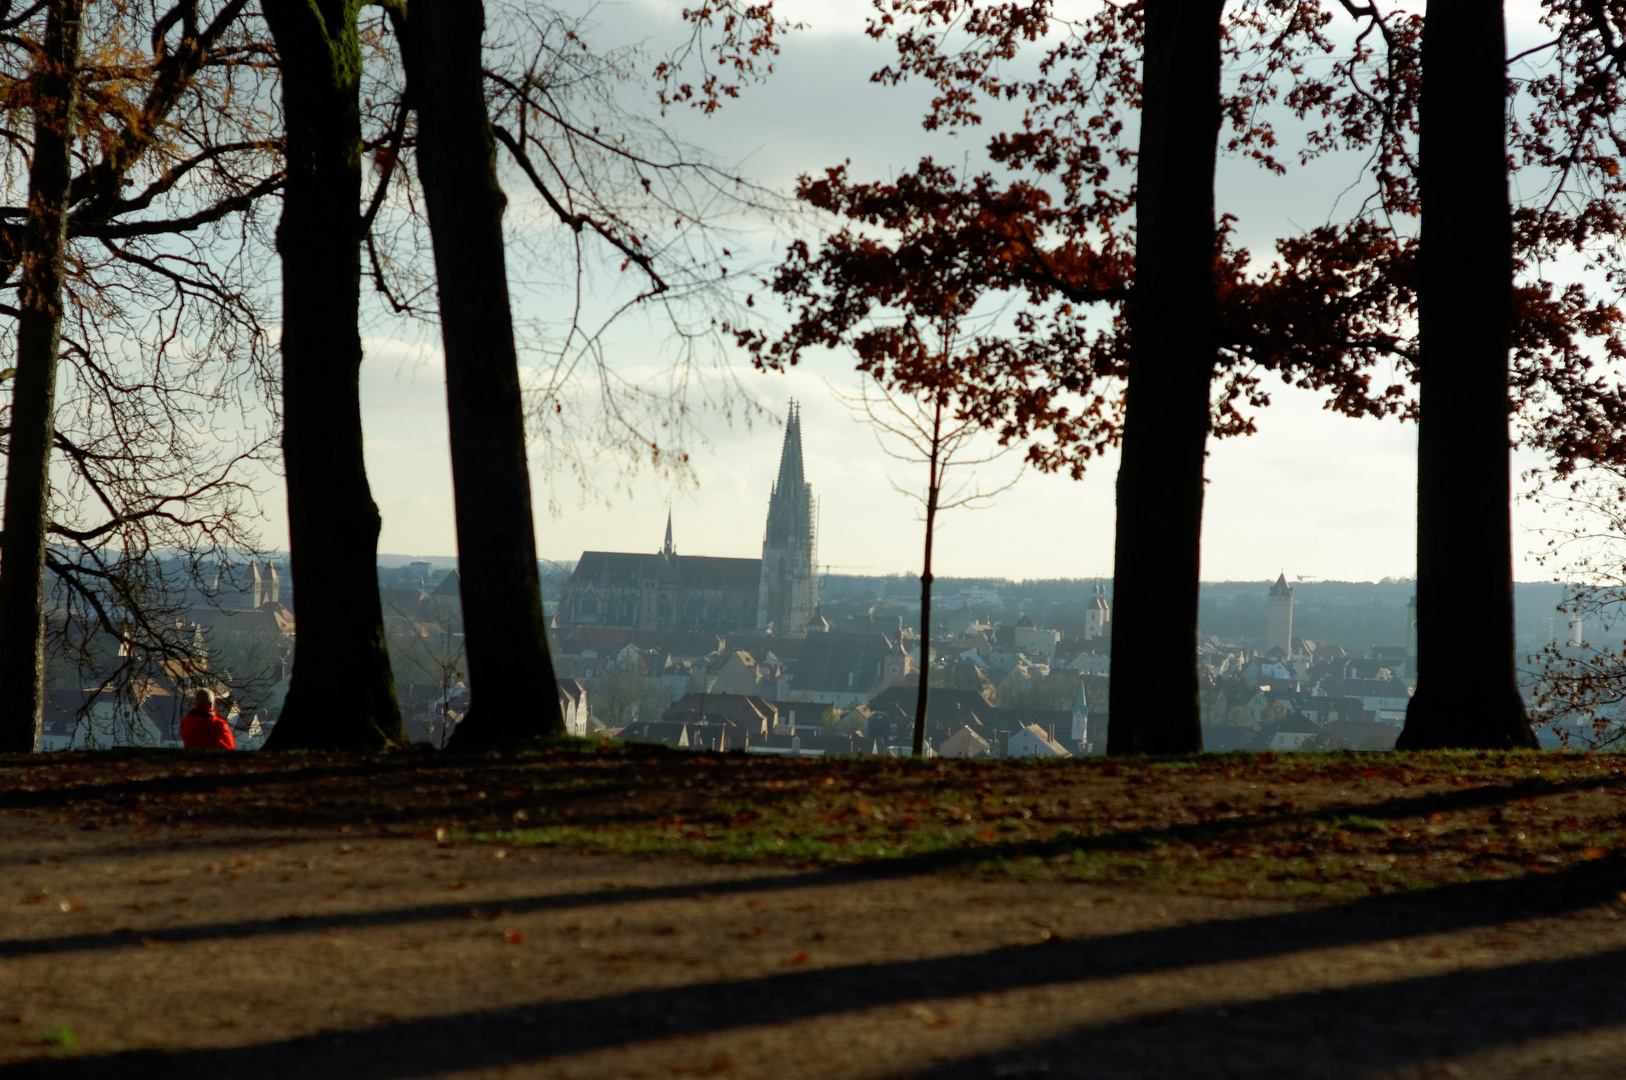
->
<box><xmin>834</xmin><ymin>378</ymin><xmax>1020</xmax><ymax>756</ymax></box>
<box><xmin>736</xmin><ymin>160</ymin><xmax>1049</xmax><ymax>754</ymax></box>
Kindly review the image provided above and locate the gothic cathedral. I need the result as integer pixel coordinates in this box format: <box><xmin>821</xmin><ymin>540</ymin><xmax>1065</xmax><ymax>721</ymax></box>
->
<box><xmin>559</xmin><ymin>402</ymin><xmax>819</xmax><ymax>634</ymax></box>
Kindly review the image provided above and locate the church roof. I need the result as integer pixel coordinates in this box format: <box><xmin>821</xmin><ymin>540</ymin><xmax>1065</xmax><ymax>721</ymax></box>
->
<box><xmin>571</xmin><ymin>551</ymin><xmax>761</xmax><ymax>592</ymax></box>
<box><xmin>433</xmin><ymin>569</ymin><xmax>462</xmax><ymax>598</ymax></box>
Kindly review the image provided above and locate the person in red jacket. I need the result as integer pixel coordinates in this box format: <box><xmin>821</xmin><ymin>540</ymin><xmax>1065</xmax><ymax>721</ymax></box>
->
<box><xmin>180</xmin><ymin>689</ymin><xmax>235</xmax><ymax>750</ymax></box>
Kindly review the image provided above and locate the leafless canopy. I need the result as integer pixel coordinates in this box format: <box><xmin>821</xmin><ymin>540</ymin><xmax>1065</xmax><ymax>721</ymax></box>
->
<box><xmin>0</xmin><ymin>0</ymin><xmax>282</xmax><ymax>710</ymax></box>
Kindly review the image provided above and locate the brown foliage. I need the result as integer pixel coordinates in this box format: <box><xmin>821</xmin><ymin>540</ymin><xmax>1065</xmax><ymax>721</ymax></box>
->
<box><xmin>741</xmin><ymin>2</ymin><xmax>1626</xmax><ymax>485</ymax></box>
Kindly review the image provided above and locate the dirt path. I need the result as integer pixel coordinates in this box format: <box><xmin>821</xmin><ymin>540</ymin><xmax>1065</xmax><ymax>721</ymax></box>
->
<box><xmin>3</xmin><ymin>751</ymin><xmax>1626</xmax><ymax>1078</ymax></box>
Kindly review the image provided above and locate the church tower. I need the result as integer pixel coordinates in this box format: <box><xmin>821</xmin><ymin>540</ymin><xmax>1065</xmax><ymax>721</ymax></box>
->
<box><xmin>757</xmin><ymin>403</ymin><xmax>818</xmax><ymax>633</ymax></box>
<box><xmin>1267</xmin><ymin>573</ymin><xmax>1294</xmax><ymax>657</ymax></box>
<box><xmin>1084</xmin><ymin>581</ymin><xmax>1111</xmax><ymax>640</ymax></box>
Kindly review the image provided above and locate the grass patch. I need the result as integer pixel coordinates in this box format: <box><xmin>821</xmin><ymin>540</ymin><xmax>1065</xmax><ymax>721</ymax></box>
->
<box><xmin>449</xmin><ymin>748</ymin><xmax>1626</xmax><ymax>902</ymax></box>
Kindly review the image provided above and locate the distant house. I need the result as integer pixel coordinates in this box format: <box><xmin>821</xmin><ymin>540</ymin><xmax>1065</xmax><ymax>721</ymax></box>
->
<box><xmin>559</xmin><ymin>679</ymin><xmax>590</xmax><ymax>737</ymax></box>
<box><xmin>40</xmin><ymin>686</ymin><xmax>181</xmax><ymax>751</ymax></box>
<box><xmin>1064</xmin><ymin>650</ymin><xmax>1110</xmax><ymax>675</ymax></box>
<box><xmin>863</xmin><ymin>702</ymin><xmax>918</xmax><ymax>750</ymax></box>
<box><xmin>788</xmin><ymin>632</ymin><xmax>912</xmax><ymax>707</ymax></box>
<box><xmin>983</xmin><ymin>707</ymin><xmax>1074</xmax><ymax>751</ymax></box>
<box><xmin>661</xmin><ymin>693</ymin><xmax>776</xmax><ymax>741</ymax></box>
<box><xmin>1322</xmin><ymin>678</ymin><xmax>1413</xmax><ymax>726</ymax></box>
<box><xmin>745</xmin><ymin>729</ymin><xmax>875</xmax><ymax>757</ymax></box>
<box><xmin>1341</xmin><ymin>658</ymin><xmax>1396</xmax><ymax>682</ymax></box>
<box><xmin>1007</xmin><ymin>723</ymin><xmax>1072</xmax><ymax>758</ymax></box>
<box><xmin>939</xmin><ymin>725</ymin><xmax>993</xmax><ymax>759</ymax></box>
<box><xmin>762</xmin><ymin>700</ymin><xmax>832</xmax><ymax>736</ymax></box>
<box><xmin>707</xmin><ymin>650</ymin><xmax>784</xmax><ymax>698</ymax></box>
<box><xmin>1012</xmin><ymin>615</ymin><xmax>1062</xmax><ymax>662</ymax></box>
<box><xmin>989</xmin><ymin>616</ymin><xmax>1061</xmax><ymax>672</ymax></box>
<box><xmin>621</xmin><ymin>718</ymin><xmax>749</xmax><ymax>752</ymax></box>
<box><xmin>1320</xmin><ymin>718</ymin><xmax>1399</xmax><ymax>750</ymax></box>
<box><xmin>1260</xmin><ymin>712</ymin><xmax>1321</xmax><ymax>750</ymax></box>
<box><xmin>865</xmin><ymin>686</ymin><xmax>992</xmax><ymax>746</ymax></box>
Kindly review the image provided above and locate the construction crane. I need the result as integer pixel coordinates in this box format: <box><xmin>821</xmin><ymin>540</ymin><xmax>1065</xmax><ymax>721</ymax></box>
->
<box><xmin>819</xmin><ymin>563</ymin><xmax>872</xmax><ymax>588</ymax></box>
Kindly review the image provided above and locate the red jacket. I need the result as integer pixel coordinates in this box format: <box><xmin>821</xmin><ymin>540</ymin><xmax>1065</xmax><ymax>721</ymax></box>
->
<box><xmin>181</xmin><ymin>708</ymin><xmax>235</xmax><ymax>750</ymax></box>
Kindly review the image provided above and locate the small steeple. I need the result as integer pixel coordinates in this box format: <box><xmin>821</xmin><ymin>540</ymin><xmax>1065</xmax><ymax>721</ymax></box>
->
<box><xmin>662</xmin><ymin>509</ymin><xmax>676</xmax><ymax>557</ymax></box>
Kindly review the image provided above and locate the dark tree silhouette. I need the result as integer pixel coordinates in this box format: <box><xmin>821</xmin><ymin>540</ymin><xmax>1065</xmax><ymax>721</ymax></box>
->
<box><xmin>0</xmin><ymin>0</ymin><xmax>84</xmax><ymax>752</ymax></box>
<box><xmin>396</xmin><ymin>0</ymin><xmax>563</xmax><ymax>749</ymax></box>
<box><xmin>1398</xmin><ymin>2</ymin><xmax>1537</xmax><ymax>749</ymax></box>
<box><xmin>1105</xmin><ymin>1</ymin><xmax>1224</xmax><ymax>755</ymax></box>
<box><xmin>260</xmin><ymin>0</ymin><xmax>406</xmax><ymax>751</ymax></box>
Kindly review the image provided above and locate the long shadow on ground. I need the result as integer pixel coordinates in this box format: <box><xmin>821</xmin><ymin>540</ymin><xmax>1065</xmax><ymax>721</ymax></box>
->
<box><xmin>894</xmin><ymin>947</ymin><xmax>1626</xmax><ymax>1078</ymax></box>
<box><xmin>4</xmin><ymin>858</ymin><xmax>1625</xmax><ymax>1079</ymax></box>
<box><xmin>4</xmin><ymin>775</ymin><xmax>1625</xmax><ymax>962</ymax></box>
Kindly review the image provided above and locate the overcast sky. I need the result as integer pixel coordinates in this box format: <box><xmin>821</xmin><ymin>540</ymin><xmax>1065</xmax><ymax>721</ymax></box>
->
<box><xmin>288</xmin><ymin>0</ymin><xmax>1571</xmax><ymax>584</ymax></box>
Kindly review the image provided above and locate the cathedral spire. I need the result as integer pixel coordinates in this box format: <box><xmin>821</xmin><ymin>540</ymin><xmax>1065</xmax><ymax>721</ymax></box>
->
<box><xmin>758</xmin><ymin>400</ymin><xmax>817</xmax><ymax>632</ymax></box>
<box><xmin>773</xmin><ymin>401</ymin><xmax>805</xmax><ymax>495</ymax></box>
<box><xmin>662</xmin><ymin>509</ymin><xmax>675</xmax><ymax>556</ymax></box>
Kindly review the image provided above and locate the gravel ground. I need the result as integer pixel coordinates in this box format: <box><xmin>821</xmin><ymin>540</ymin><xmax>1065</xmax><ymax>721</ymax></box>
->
<box><xmin>1</xmin><ymin>749</ymin><xmax>1625</xmax><ymax>1078</ymax></box>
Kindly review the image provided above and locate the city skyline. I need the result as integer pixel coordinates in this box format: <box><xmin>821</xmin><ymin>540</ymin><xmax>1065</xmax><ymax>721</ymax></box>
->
<box><xmin>349</xmin><ymin>349</ymin><xmax>1567</xmax><ymax>584</ymax></box>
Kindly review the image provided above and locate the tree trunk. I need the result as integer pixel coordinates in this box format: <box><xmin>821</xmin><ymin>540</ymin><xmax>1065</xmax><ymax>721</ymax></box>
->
<box><xmin>0</xmin><ymin>0</ymin><xmax>83</xmax><ymax>753</ymax></box>
<box><xmin>1105</xmin><ymin>0</ymin><xmax>1223</xmax><ymax>756</ymax></box>
<box><xmin>1398</xmin><ymin>2</ymin><xmax>1537</xmax><ymax>749</ymax></box>
<box><xmin>399</xmin><ymin>0</ymin><xmax>563</xmax><ymax>751</ymax></box>
<box><xmin>912</xmin><ymin>399</ymin><xmax>943</xmax><ymax>757</ymax></box>
<box><xmin>260</xmin><ymin>0</ymin><xmax>405</xmax><ymax>752</ymax></box>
